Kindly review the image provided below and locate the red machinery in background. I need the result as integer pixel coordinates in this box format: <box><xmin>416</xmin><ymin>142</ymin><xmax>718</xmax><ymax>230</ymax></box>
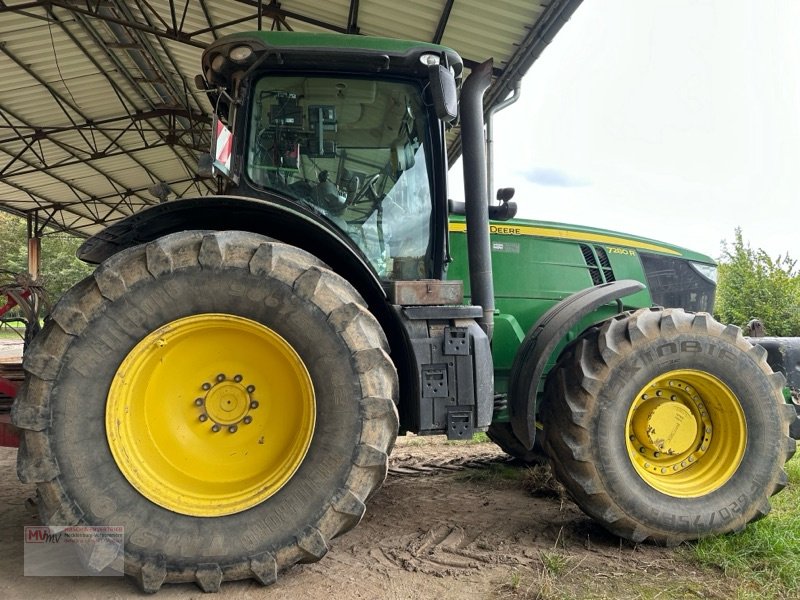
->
<box><xmin>0</xmin><ymin>272</ymin><xmax>49</xmax><ymax>447</ymax></box>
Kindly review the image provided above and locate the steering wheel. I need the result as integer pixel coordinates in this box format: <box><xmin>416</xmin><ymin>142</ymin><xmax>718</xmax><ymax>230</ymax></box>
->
<box><xmin>345</xmin><ymin>173</ymin><xmax>382</xmax><ymax>221</ymax></box>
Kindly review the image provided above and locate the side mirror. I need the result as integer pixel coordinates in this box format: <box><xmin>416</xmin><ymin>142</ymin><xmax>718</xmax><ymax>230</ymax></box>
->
<box><xmin>428</xmin><ymin>64</ymin><xmax>458</xmax><ymax>123</ymax></box>
<box><xmin>496</xmin><ymin>187</ymin><xmax>515</xmax><ymax>202</ymax></box>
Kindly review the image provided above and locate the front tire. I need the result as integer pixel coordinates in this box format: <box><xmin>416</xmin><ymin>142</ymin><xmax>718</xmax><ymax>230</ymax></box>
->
<box><xmin>12</xmin><ymin>231</ymin><xmax>399</xmax><ymax>591</ymax></box>
<box><xmin>541</xmin><ymin>308</ymin><xmax>796</xmax><ymax>544</ymax></box>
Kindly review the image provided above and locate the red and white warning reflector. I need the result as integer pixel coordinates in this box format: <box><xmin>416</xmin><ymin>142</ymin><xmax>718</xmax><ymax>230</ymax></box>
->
<box><xmin>213</xmin><ymin>120</ymin><xmax>233</xmax><ymax>175</ymax></box>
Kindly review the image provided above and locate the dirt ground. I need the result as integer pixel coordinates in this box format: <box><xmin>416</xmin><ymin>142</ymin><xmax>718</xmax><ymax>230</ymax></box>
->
<box><xmin>0</xmin><ymin>338</ymin><xmax>741</xmax><ymax>598</ymax></box>
<box><xmin>0</xmin><ymin>432</ymin><xmax>745</xmax><ymax>600</ymax></box>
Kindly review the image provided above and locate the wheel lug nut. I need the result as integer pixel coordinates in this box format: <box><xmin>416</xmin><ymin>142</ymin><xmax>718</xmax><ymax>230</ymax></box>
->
<box><xmin>216</xmin><ymin>373</ymin><xmax>226</xmax><ymax>382</ymax></box>
<box><xmin>653</xmin><ymin>452</ymin><xmax>660</xmax><ymax>458</ymax></box>
<box><xmin>234</xmin><ymin>374</ymin><xmax>243</xmax><ymax>383</ymax></box>
<box><xmin>228</xmin><ymin>425</ymin><xmax>238</xmax><ymax>433</ymax></box>
<box><xmin>250</xmin><ymin>400</ymin><xmax>259</xmax><ymax>409</ymax></box>
<box><xmin>211</xmin><ymin>424</ymin><xmax>221</xmax><ymax>433</ymax></box>
<box><xmin>246</xmin><ymin>385</ymin><xmax>256</xmax><ymax>393</ymax></box>
<box><xmin>199</xmin><ymin>414</ymin><xmax>208</xmax><ymax>422</ymax></box>
<box><xmin>243</xmin><ymin>416</ymin><xmax>253</xmax><ymax>425</ymax></box>
<box><xmin>194</xmin><ymin>398</ymin><xmax>204</xmax><ymax>406</ymax></box>
<box><xmin>201</xmin><ymin>382</ymin><xmax>211</xmax><ymax>391</ymax></box>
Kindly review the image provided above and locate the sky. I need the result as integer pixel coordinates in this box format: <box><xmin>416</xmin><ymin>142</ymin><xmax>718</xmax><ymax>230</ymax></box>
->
<box><xmin>449</xmin><ymin>0</ymin><xmax>800</xmax><ymax>262</ymax></box>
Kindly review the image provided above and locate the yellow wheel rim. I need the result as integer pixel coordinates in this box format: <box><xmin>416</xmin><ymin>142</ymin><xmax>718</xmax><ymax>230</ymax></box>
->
<box><xmin>106</xmin><ymin>314</ymin><xmax>315</xmax><ymax>517</ymax></box>
<box><xmin>625</xmin><ymin>369</ymin><xmax>746</xmax><ymax>498</ymax></box>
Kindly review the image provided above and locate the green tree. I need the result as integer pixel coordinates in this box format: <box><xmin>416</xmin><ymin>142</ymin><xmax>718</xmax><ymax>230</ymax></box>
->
<box><xmin>715</xmin><ymin>228</ymin><xmax>800</xmax><ymax>336</ymax></box>
<box><xmin>0</xmin><ymin>211</ymin><xmax>92</xmax><ymax>302</ymax></box>
<box><xmin>0</xmin><ymin>211</ymin><xmax>27</xmax><ymax>273</ymax></box>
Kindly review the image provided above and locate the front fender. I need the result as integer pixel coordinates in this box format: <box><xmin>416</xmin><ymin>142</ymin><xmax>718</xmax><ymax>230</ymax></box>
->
<box><xmin>508</xmin><ymin>280</ymin><xmax>646</xmax><ymax>449</ymax></box>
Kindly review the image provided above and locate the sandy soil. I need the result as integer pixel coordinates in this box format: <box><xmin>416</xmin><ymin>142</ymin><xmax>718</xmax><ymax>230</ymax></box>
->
<box><xmin>0</xmin><ymin>338</ymin><xmax>23</xmax><ymax>363</ymax></box>
<box><xmin>0</xmin><ymin>433</ymin><xmax>743</xmax><ymax>600</ymax></box>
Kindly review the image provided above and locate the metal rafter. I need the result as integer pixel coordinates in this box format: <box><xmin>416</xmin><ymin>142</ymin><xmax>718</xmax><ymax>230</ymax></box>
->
<box><xmin>124</xmin><ymin>0</ymin><xmax>207</xmax><ymax>116</ymax></box>
<box><xmin>432</xmin><ymin>0</ymin><xmax>455</xmax><ymax>44</ymax></box>
<box><xmin>0</xmin><ymin>102</ymin><xmax>145</xmax><ymax>219</ymax></box>
<box><xmin>0</xmin><ymin>109</ymin><xmax>186</xmax><ymax>156</ymax></box>
<box><xmin>53</xmin><ymin>4</ymin><xmax>214</xmax><ymax>193</ymax></box>
<box><xmin>197</xmin><ymin>0</ymin><xmax>219</xmax><ymax>41</ymax></box>
<box><xmin>0</xmin><ymin>0</ymin><xmax>207</xmax><ymax>47</ymax></box>
<box><xmin>0</xmin><ymin>43</ymin><xmax>169</xmax><ymax>188</ymax></box>
<box><xmin>0</xmin><ymin>174</ymin><xmax>132</xmax><ymax>234</ymax></box>
<box><xmin>0</xmin><ymin>2</ymin><xmax>214</xmax><ymax>232</ymax></box>
<box><xmin>232</xmin><ymin>0</ymin><xmax>348</xmax><ymax>35</ymax></box>
<box><xmin>0</xmin><ymin>0</ymin><xmax>585</xmax><ymax>236</ymax></box>
<box><xmin>346</xmin><ymin>0</ymin><xmax>359</xmax><ymax>34</ymax></box>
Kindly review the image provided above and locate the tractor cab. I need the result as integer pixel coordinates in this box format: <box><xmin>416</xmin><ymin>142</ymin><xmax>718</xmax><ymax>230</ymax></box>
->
<box><xmin>200</xmin><ymin>32</ymin><xmax>462</xmax><ymax>281</ymax></box>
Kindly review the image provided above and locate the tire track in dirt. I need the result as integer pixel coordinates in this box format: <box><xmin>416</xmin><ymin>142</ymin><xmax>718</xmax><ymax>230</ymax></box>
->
<box><xmin>1</xmin><ymin>438</ymin><xmax>741</xmax><ymax>599</ymax></box>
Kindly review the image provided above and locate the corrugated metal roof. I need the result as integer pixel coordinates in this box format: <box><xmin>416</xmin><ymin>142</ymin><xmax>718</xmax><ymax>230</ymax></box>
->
<box><xmin>0</xmin><ymin>0</ymin><xmax>583</xmax><ymax>236</ymax></box>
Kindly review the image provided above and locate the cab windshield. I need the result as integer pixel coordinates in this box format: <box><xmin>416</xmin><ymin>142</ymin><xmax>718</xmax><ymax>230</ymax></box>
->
<box><xmin>246</xmin><ymin>75</ymin><xmax>434</xmax><ymax>280</ymax></box>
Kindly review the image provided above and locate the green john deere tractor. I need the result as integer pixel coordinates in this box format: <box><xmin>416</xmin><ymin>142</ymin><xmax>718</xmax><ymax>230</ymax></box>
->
<box><xmin>12</xmin><ymin>31</ymin><xmax>797</xmax><ymax>592</ymax></box>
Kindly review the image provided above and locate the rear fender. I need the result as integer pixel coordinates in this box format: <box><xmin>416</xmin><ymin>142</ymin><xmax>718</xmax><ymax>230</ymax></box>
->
<box><xmin>78</xmin><ymin>195</ymin><xmax>385</xmax><ymax>306</ymax></box>
<box><xmin>509</xmin><ymin>280</ymin><xmax>646</xmax><ymax>449</ymax></box>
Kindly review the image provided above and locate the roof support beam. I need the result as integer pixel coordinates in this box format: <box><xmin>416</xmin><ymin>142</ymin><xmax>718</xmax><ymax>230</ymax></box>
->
<box><xmin>346</xmin><ymin>0</ymin><xmax>359</xmax><ymax>34</ymax></box>
<box><xmin>0</xmin><ymin>177</ymin><xmax>126</xmax><ymax>234</ymax></box>
<box><xmin>197</xmin><ymin>0</ymin><xmax>219</xmax><ymax>41</ymax></box>
<box><xmin>0</xmin><ymin>109</ymin><xmax>207</xmax><ymax>147</ymax></box>
<box><xmin>57</xmin><ymin>7</ymin><xmax>213</xmax><ymax>194</ymax></box>
<box><xmin>0</xmin><ymin>100</ymin><xmax>153</xmax><ymax>219</ymax></box>
<box><xmin>432</xmin><ymin>0</ymin><xmax>455</xmax><ymax>44</ymax></box>
<box><xmin>231</xmin><ymin>0</ymin><xmax>348</xmax><ymax>34</ymax></box>
<box><xmin>0</xmin><ymin>43</ymin><xmax>167</xmax><ymax>190</ymax></box>
<box><xmin>41</xmin><ymin>0</ymin><xmax>206</xmax><ymax>47</ymax></box>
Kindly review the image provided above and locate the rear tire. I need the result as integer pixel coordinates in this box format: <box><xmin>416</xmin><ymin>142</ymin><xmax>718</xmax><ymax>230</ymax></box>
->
<box><xmin>12</xmin><ymin>231</ymin><xmax>399</xmax><ymax>591</ymax></box>
<box><xmin>541</xmin><ymin>308</ymin><xmax>796</xmax><ymax>544</ymax></box>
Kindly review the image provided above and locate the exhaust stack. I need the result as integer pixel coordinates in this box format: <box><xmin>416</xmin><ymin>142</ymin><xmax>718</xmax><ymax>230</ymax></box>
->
<box><xmin>459</xmin><ymin>59</ymin><xmax>495</xmax><ymax>339</ymax></box>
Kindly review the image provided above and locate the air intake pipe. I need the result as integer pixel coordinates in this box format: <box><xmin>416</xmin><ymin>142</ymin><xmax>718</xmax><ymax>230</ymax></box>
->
<box><xmin>460</xmin><ymin>59</ymin><xmax>495</xmax><ymax>340</ymax></box>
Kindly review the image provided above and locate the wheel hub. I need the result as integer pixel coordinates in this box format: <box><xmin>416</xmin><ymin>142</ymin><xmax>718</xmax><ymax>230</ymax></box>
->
<box><xmin>625</xmin><ymin>369</ymin><xmax>745</xmax><ymax>497</ymax></box>
<box><xmin>199</xmin><ymin>376</ymin><xmax>256</xmax><ymax>429</ymax></box>
<box><xmin>631</xmin><ymin>398</ymin><xmax>697</xmax><ymax>455</ymax></box>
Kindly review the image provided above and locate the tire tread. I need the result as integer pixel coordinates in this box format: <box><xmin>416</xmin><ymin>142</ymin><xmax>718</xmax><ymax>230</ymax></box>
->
<box><xmin>541</xmin><ymin>307</ymin><xmax>794</xmax><ymax>544</ymax></box>
<box><xmin>12</xmin><ymin>231</ymin><xmax>398</xmax><ymax>592</ymax></box>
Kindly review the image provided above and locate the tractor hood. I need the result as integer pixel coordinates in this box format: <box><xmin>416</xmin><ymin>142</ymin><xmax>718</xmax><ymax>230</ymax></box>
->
<box><xmin>448</xmin><ymin>215</ymin><xmax>715</xmax><ymax>264</ymax></box>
